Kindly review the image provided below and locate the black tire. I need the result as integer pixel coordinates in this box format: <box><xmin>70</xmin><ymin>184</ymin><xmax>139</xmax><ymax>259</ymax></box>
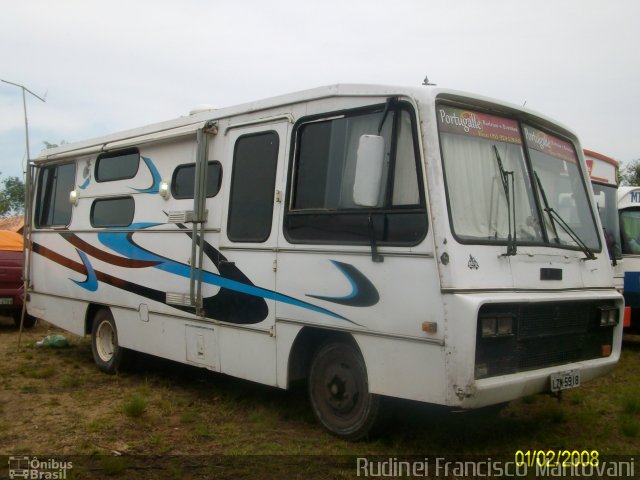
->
<box><xmin>308</xmin><ymin>340</ymin><xmax>380</xmax><ymax>440</ymax></box>
<box><xmin>13</xmin><ymin>311</ymin><xmax>37</xmax><ymax>329</ymax></box>
<box><xmin>90</xmin><ymin>308</ymin><xmax>129</xmax><ymax>374</ymax></box>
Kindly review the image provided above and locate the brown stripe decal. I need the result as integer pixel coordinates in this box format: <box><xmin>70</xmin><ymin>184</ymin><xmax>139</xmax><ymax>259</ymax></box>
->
<box><xmin>32</xmin><ymin>242</ymin><xmax>167</xmax><ymax>303</ymax></box>
<box><xmin>60</xmin><ymin>233</ymin><xmax>161</xmax><ymax>268</ymax></box>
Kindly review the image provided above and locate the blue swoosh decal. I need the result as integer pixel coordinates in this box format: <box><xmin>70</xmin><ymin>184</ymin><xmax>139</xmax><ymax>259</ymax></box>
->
<box><xmin>96</xmin><ymin>224</ymin><xmax>352</xmax><ymax>322</ymax></box>
<box><xmin>307</xmin><ymin>260</ymin><xmax>379</xmax><ymax>307</ymax></box>
<box><xmin>78</xmin><ymin>177</ymin><xmax>90</xmax><ymax>190</ymax></box>
<box><xmin>132</xmin><ymin>156</ymin><xmax>161</xmax><ymax>194</ymax></box>
<box><xmin>71</xmin><ymin>249</ymin><xmax>99</xmax><ymax>291</ymax></box>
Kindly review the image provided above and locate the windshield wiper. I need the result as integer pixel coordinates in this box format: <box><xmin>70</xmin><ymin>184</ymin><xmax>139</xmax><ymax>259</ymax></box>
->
<box><xmin>493</xmin><ymin>145</ymin><xmax>517</xmax><ymax>256</ymax></box>
<box><xmin>533</xmin><ymin>171</ymin><xmax>596</xmax><ymax>260</ymax></box>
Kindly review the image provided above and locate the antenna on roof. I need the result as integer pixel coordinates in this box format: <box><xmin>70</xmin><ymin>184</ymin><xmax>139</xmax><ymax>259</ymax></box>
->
<box><xmin>422</xmin><ymin>76</ymin><xmax>436</xmax><ymax>86</ymax></box>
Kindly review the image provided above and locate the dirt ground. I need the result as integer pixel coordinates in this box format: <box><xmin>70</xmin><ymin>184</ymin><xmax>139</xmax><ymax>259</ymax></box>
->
<box><xmin>1</xmin><ymin>315</ymin><xmax>639</xmax><ymax>479</ymax></box>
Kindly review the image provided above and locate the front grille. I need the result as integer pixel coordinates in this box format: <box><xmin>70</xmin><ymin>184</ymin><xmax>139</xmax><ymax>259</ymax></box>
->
<box><xmin>475</xmin><ymin>301</ymin><xmax>616</xmax><ymax>379</ymax></box>
<box><xmin>519</xmin><ymin>303</ymin><xmax>591</xmax><ymax>338</ymax></box>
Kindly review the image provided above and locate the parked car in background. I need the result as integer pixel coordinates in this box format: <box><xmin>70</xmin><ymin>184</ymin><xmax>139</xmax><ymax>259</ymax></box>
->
<box><xmin>0</xmin><ymin>230</ymin><xmax>35</xmax><ymax>328</ymax></box>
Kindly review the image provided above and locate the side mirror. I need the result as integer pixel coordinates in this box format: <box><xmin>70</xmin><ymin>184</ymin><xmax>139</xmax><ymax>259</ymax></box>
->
<box><xmin>353</xmin><ymin>135</ymin><xmax>385</xmax><ymax>207</ymax></box>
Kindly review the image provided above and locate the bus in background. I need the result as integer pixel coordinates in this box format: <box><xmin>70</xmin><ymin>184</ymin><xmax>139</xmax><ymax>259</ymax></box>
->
<box><xmin>584</xmin><ymin>150</ymin><xmax>624</xmax><ymax>289</ymax></box>
<box><xmin>618</xmin><ymin>184</ymin><xmax>640</xmax><ymax>330</ymax></box>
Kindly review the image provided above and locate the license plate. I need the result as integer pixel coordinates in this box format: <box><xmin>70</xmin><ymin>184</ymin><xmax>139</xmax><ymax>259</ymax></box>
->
<box><xmin>0</xmin><ymin>297</ymin><xmax>13</xmax><ymax>305</ymax></box>
<box><xmin>550</xmin><ymin>369</ymin><xmax>580</xmax><ymax>392</ymax></box>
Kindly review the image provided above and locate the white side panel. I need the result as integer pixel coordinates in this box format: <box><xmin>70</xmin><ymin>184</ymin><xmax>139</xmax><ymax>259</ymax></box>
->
<box><xmin>355</xmin><ymin>334</ymin><xmax>447</xmax><ymax>403</ymax></box>
<box><xmin>217</xmin><ymin>328</ymin><xmax>276</xmax><ymax>385</ymax></box>
<box><xmin>27</xmin><ymin>293</ymin><xmax>86</xmax><ymax>336</ymax></box>
<box><xmin>275</xmin><ymin>252</ymin><xmax>443</xmax><ymax>341</ymax></box>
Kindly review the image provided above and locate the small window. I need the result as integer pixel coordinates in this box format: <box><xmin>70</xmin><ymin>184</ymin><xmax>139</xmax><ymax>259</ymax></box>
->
<box><xmin>227</xmin><ymin>132</ymin><xmax>279</xmax><ymax>242</ymax></box>
<box><xmin>91</xmin><ymin>197</ymin><xmax>135</xmax><ymax>227</ymax></box>
<box><xmin>171</xmin><ymin>161</ymin><xmax>222</xmax><ymax>199</ymax></box>
<box><xmin>35</xmin><ymin>162</ymin><xmax>76</xmax><ymax>228</ymax></box>
<box><xmin>95</xmin><ymin>148</ymin><xmax>140</xmax><ymax>182</ymax></box>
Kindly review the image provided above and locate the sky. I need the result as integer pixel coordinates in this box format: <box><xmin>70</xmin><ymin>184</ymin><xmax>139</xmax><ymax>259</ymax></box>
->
<box><xmin>1</xmin><ymin>0</ymin><xmax>639</xmax><ymax>180</ymax></box>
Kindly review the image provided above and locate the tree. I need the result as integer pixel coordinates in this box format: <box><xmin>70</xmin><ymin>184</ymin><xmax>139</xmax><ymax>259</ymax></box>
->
<box><xmin>0</xmin><ymin>174</ymin><xmax>25</xmax><ymax>217</ymax></box>
<box><xmin>620</xmin><ymin>159</ymin><xmax>640</xmax><ymax>186</ymax></box>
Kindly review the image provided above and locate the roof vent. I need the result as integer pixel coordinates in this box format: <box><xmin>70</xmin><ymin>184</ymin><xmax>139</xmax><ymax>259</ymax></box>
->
<box><xmin>189</xmin><ymin>104</ymin><xmax>216</xmax><ymax>115</ymax></box>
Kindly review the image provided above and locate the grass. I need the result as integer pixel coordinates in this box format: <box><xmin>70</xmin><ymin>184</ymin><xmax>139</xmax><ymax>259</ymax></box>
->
<box><xmin>620</xmin><ymin>415</ymin><xmax>640</xmax><ymax>437</ymax></box>
<box><xmin>121</xmin><ymin>392</ymin><xmax>147</xmax><ymax>418</ymax></box>
<box><xmin>2</xmin><ymin>318</ymin><xmax>640</xmax><ymax>478</ymax></box>
<box><xmin>621</xmin><ymin>391</ymin><xmax>640</xmax><ymax>415</ymax></box>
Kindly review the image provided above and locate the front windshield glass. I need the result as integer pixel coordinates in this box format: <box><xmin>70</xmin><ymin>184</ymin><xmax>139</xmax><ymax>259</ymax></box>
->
<box><xmin>620</xmin><ymin>209</ymin><xmax>640</xmax><ymax>254</ymax></box>
<box><xmin>524</xmin><ymin>125</ymin><xmax>601</xmax><ymax>251</ymax></box>
<box><xmin>438</xmin><ymin>104</ymin><xmax>601</xmax><ymax>253</ymax></box>
<box><xmin>438</xmin><ymin>106</ymin><xmax>542</xmax><ymax>243</ymax></box>
<box><xmin>592</xmin><ymin>183</ymin><xmax>622</xmax><ymax>259</ymax></box>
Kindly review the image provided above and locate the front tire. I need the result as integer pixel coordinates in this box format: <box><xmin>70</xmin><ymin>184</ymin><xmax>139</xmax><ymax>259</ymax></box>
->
<box><xmin>91</xmin><ymin>309</ymin><xmax>129</xmax><ymax>373</ymax></box>
<box><xmin>308</xmin><ymin>340</ymin><xmax>380</xmax><ymax>440</ymax></box>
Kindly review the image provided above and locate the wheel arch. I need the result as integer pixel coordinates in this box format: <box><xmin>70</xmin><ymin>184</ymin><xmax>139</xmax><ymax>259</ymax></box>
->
<box><xmin>84</xmin><ymin>303</ymin><xmax>109</xmax><ymax>336</ymax></box>
<box><xmin>286</xmin><ymin>326</ymin><xmax>362</xmax><ymax>387</ymax></box>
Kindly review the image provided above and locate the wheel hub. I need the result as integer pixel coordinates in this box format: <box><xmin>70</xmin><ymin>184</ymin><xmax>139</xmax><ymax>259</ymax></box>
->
<box><xmin>325</xmin><ymin>366</ymin><xmax>359</xmax><ymax>414</ymax></box>
<box><xmin>96</xmin><ymin>320</ymin><xmax>115</xmax><ymax>362</ymax></box>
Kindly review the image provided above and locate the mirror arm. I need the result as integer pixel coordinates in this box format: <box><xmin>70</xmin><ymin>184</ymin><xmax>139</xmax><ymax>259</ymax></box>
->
<box><xmin>368</xmin><ymin>214</ymin><xmax>384</xmax><ymax>263</ymax></box>
<box><xmin>377</xmin><ymin>97</ymin><xmax>398</xmax><ymax>134</ymax></box>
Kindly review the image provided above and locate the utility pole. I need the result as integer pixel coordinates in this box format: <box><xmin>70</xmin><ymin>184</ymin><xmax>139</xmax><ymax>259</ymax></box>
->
<box><xmin>1</xmin><ymin>79</ymin><xmax>46</xmax><ymax>348</ymax></box>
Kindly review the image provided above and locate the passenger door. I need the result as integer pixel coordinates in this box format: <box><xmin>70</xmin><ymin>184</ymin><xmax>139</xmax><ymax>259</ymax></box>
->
<box><xmin>215</xmin><ymin>122</ymin><xmax>288</xmax><ymax>384</ymax></box>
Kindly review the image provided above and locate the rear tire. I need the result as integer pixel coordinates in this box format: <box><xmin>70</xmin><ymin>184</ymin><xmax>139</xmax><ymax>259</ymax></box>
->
<box><xmin>13</xmin><ymin>311</ymin><xmax>36</xmax><ymax>329</ymax></box>
<box><xmin>308</xmin><ymin>340</ymin><xmax>380</xmax><ymax>440</ymax></box>
<box><xmin>91</xmin><ymin>309</ymin><xmax>129</xmax><ymax>373</ymax></box>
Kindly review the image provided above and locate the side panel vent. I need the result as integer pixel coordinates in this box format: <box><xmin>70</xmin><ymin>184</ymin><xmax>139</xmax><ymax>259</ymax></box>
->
<box><xmin>166</xmin><ymin>292</ymin><xmax>193</xmax><ymax>307</ymax></box>
<box><xmin>168</xmin><ymin>211</ymin><xmax>194</xmax><ymax>224</ymax></box>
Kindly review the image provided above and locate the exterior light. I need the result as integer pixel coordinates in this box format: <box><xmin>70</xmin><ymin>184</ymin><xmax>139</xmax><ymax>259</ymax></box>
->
<box><xmin>159</xmin><ymin>180</ymin><xmax>170</xmax><ymax>200</ymax></box>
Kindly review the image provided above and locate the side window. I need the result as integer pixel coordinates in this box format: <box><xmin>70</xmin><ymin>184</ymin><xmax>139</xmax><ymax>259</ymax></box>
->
<box><xmin>91</xmin><ymin>197</ymin><xmax>135</xmax><ymax>227</ymax></box>
<box><xmin>35</xmin><ymin>162</ymin><xmax>76</xmax><ymax>228</ymax></box>
<box><xmin>171</xmin><ymin>161</ymin><xmax>222</xmax><ymax>199</ymax></box>
<box><xmin>286</xmin><ymin>103</ymin><xmax>427</xmax><ymax>245</ymax></box>
<box><xmin>227</xmin><ymin>132</ymin><xmax>279</xmax><ymax>242</ymax></box>
<box><xmin>95</xmin><ymin>148</ymin><xmax>139</xmax><ymax>182</ymax></box>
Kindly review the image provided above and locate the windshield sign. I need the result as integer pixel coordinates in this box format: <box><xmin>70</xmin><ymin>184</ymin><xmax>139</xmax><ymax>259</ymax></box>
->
<box><xmin>438</xmin><ymin>106</ymin><xmax>521</xmax><ymax>144</ymax></box>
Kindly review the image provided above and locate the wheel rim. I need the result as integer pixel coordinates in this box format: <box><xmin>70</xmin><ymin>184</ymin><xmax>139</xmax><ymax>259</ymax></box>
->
<box><xmin>323</xmin><ymin>361</ymin><xmax>360</xmax><ymax>415</ymax></box>
<box><xmin>95</xmin><ymin>320</ymin><xmax>115</xmax><ymax>362</ymax></box>
<box><xmin>311</xmin><ymin>346</ymin><xmax>370</xmax><ymax>433</ymax></box>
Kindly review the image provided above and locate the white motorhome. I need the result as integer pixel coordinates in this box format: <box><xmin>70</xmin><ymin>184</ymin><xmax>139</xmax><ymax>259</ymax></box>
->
<box><xmin>618</xmin><ymin>185</ymin><xmax>640</xmax><ymax>329</ymax></box>
<box><xmin>27</xmin><ymin>84</ymin><xmax>623</xmax><ymax>439</ymax></box>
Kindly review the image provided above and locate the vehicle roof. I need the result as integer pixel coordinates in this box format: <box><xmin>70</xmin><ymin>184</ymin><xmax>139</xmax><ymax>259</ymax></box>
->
<box><xmin>36</xmin><ymin>83</ymin><xmax>580</xmax><ymax>162</ymax></box>
<box><xmin>584</xmin><ymin>149</ymin><xmax>619</xmax><ymax>168</ymax></box>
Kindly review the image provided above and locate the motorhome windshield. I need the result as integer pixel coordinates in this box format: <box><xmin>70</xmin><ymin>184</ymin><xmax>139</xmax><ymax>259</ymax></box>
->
<box><xmin>438</xmin><ymin>105</ymin><xmax>601</xmax><ymax>252</ymax></box>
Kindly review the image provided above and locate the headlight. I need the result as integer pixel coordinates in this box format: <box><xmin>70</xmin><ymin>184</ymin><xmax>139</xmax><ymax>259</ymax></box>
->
<box><xmin>497</xmin><ymin>317</ymin><xmax>513</xmax><ymax>335</ymax></box>
<box><xmin>481</xmin><ymin>316</ymin><xmax>514</xmax><ymax>337</ymax></box>
<box><xmin>481</xmin><ymin>317</ymin><xmax>497</xmax><ymax>337</ymax></box>
<box><xmin>599</xmin><ymin>306</ymin><xmax>619</xmax><ymax>327</ymax></box>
